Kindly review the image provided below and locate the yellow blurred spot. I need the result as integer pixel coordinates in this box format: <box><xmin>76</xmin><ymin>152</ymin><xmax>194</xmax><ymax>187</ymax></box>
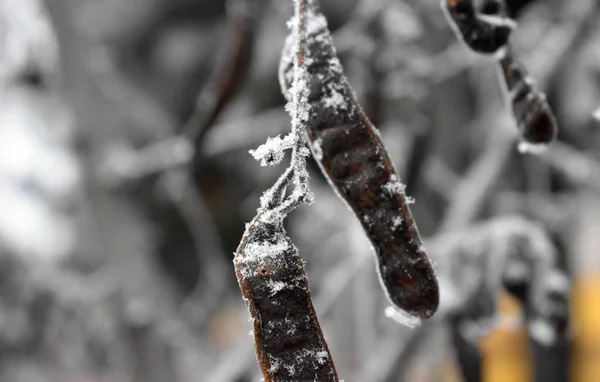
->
<box><xmin>572</xmin><ymin>274</ymin><xmax>600</xmax><ymax>382</ymax></box>
<box><xmin>480</xmin><ymin>293</ymin><xmax>532</xmax><ymax>382</ymax></box>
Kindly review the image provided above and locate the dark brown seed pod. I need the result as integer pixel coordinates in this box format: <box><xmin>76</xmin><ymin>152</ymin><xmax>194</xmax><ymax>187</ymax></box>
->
<box><xmin>279</xmin><ymin>0</ymin><xmax>439</xmax><ymax>320</ymax></box>
<box><xmin>498</xmin><ymin>49</ymin><xmax>558</xmax><ymax>146</ymax></box>
<box><xmin>234</xmin><ymin>216</ymin><xmax>339</xmax><ymax>382</ymax></box>
<box><xmin>442</xmin><ymin>0</ymin><xmax>515</xmax><ymax>54</ymax></box>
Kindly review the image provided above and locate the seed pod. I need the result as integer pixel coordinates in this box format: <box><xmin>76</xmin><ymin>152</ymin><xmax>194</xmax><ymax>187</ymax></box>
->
<box><xmin>442</xmin><ymin>0</ymin><xmax>515</xmax><ymax>54</ymax></box>
<box><xmin>498</xmin><ymin>50</ymin><xmax>558</xmax><ymax>145</ymax></box>
<box><xmin>234</xmin><ymin>216</ymin><xmax>339</xmax><ymax>381</ymax></box>
<box><xmin>279</xmin><ymin>0</ymin><xmax>439</xmax><ymax>320</ymax></box>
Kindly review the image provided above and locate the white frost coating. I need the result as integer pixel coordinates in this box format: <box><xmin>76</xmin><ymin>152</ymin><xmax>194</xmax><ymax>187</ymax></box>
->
<box><xmin>269</xmin><ymin>358</ymin><xmax>282</xmax><ymax>373</ymax></box>
<box><xmin>391</xmin><ymin>216</ymin><xmax>403</xmax><ymax>231</ymax></box>
<box><xmin>312</xmin><ymin>137</ymin><xmax>323</xmax><ymax>160</ymax></box>
<box><xmin>518</xmin><ymin>141</ymin><xmax>550</xmax><ymax>155</ymax></box>
<box><xmin>249</xmin><ymin>134</ymin><xmax>294</xmax><ymax>166</ymax></box>
<box><xmin>382</xmin><ymin>174</ymin><xmax>406</xmax><ymax>196</ymax></box>
<box><xmin>322</xmin><ymin>88</ymin><xmax>347</xmax><ymax>110</ymax></box>
<box><xmin>267</xmin><ymin>279</ymin><xmax>288</xmax><ymax>296</ymax></box>
<box><xmin>285</xmin><ymin>364</ymin><xmax>296</xmax><ymax>375</ymax></box>
<box><xmin>237</xmin><ymin>239</ymin><xmax>291</xmax><ymax>278</ymax></box>
<box><xmin>316</xmin><ymin>350</ymin><xmax>330</xmax><ymax>364</ymax></box>
<box><xmin>385</xmin><ymin>306</ymin><xmax>422</xmax><ymax>328</ymax></box>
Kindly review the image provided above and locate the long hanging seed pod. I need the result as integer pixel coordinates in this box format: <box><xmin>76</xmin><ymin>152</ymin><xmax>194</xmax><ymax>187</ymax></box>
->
<box><xmin>279</xmin><ymin>0</ymin><xmax>439</xmax><ymax>322</ymax></box>
<box><xmin>443</xmin><ymin>0</ymin><xmax>557</xmax><ymax>148</ymax></box>
<box><xmin>234</xmin><ymin>0</ymin><xmax>339</xmax><ymax>380</ymax></box>
<box><xmin>441</xmin><ymin>0</ymin><xmax>515</xmax><ymax>54</ymax></box>
<box><xmin>498</xmin><ymin>48</ymin><xmax>558</xmax><ymax>147</ymax></box>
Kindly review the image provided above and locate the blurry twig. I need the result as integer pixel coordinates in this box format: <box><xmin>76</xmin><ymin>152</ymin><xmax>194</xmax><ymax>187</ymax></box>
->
<box><xmin>182</xmin><ymin>0</ymin><xmax>268</xmax><ymax>148</ymax></box>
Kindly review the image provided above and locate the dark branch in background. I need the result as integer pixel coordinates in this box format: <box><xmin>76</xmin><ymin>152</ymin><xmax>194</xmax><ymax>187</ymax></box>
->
<box><xmin>181</xmin><ymin>0</ymin><xmax>267</xmax><ymax>149</ymax></box>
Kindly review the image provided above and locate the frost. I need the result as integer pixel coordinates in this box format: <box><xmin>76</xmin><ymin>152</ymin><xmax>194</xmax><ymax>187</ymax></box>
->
<box><xmin>315</xmin><ymin>350</ymin><xmax>329</xmax><ymax>365</ymax></box>
<box><xmin>238</xmin><ymin>239</ymin><xmax>291</xmax><ymax>277</ymax></box>
<box><xmin>383</xmin><ymin>174</ymin><xmax>406</xmax><ymax>196</ymax></box>
<box><xmin>391</xmin><ymin>216</ymin><xmax>403</xmax><ymax>231</ymax></box>
<box><xmin>322</xmin><ymin>87</ymin><xmax>347</xmax><ymax>110</ymax></box>
<box><xmin>269</xmin><ymin>358</ymin><xmax>282</xmax><ymax>373</ymax></box>
<box><xmin>384</xmin><ymin>306</ymin><xmax>422</xmax><ymax>328</ymax></box>
<box><xmin>284</xmin><ymin>364</ymin><xmax>296</xmax><ymax>375</ymax></box>
<box><xmin>312</xmin><ymin>137</ymin><xmax>323</xmax><ymax>160</ymax></box>
<box><xmin>267</xmin><ymin>279</ymin><xmax>288</xmax><ymax>296</ymax></box>
<box><xmin>249</xmin><ymin>135</ymin><xmax>294</xmax><ymax>166</ymax></box>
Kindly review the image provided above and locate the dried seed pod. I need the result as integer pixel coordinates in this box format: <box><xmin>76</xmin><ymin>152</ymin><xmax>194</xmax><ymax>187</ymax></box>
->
<box><xmin>499</xmin><ymin>49</ymin><xmax>558</xmax><ymax>146</ymax></box>
<box><xmin>234</xmin><ymin>216</ymin><xmax>339</xmax><ymax>382</ymax></box>
<box><xmin>279</xmin><ymin>0</ymin><xmax>439</xmax><ymax>320</ymax></box>
<box><xmin>442</xmin><ymin>0</ymin><xmax>515</xmax><ymax>54</ymax></box>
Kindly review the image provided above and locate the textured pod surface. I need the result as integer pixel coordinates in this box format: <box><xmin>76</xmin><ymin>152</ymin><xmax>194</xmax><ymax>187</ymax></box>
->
<box><xmin>234</xmin><ymin>216</ymin><xmax>339</xmax><ymax>382</ymax></box>
<box><xmin>442</xmin><ymin>0</ymin><xmax>514</xmax><ymax>54</ymax></box>
<box><xmin>499</xmin><ymin>51</ymin><xmax>558</xmax><ymax>145</ymax></box>
<box><xmin>279</xmin><ymin>1</ymin><xmax>439</xmax><ymax>320</ymax></box>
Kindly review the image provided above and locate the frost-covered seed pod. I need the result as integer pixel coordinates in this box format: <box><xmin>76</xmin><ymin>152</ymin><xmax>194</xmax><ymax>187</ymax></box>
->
<box><xmin>234</xmin><ymin>216</ymin><xmax>339</xmax><ymax>382</ymax></box>
<box><xmin>279</xmin><ymin>0</ymin><xmax>439</xmax><ymax>321</ymax></box>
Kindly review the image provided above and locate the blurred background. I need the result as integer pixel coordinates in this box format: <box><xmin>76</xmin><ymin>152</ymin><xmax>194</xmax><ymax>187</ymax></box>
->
<box><xmin>0</xmin><ymin>0</ymin><xmax>599</xmax><ymax>381</ymax></box>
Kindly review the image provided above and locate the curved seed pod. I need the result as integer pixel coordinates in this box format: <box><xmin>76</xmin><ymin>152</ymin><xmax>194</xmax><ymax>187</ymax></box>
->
<box><xmin>499</xmin><ymin>49</ymin><xmax>558</xmax><ymax>146</ymax></box>
<box><xmin>442</xmin><ymin>0</ymin><xmax>515</xmax><ymax>54</ymax></box>
<box><xmin>279</xmin><ymin>0</ymin><xmax>439</xmax><ymax>320</ymax></box>
<box><xmin>234</xmin><ymin>216</ymin><xmax>339</xmax><ymax>382</ymax></box>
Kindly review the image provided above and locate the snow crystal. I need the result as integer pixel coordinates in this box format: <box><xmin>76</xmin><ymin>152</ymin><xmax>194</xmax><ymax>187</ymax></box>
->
<box><xmin>269</xmin><ymin>358</ymin><xmax>282</xmax><ymax>373</ymax></box>
<box><xmin>249</xmin><ymin>135</ymin><xmax>293</xmax><ymax>166</ymax></box>
<box><xmin>384</xmin><ymin>306</ymin><xmax>422</xmax><ymax>328</ymax></box>
<box><xmin>391</xmin><ymin>216</ymin><xmax>403</xmax><ymax>231</ymax></box>
<box><xmin>306</xmin><ymin>9</ymin><xmax>328</xmax><ymax>38</ymax></box>
<box><xmin>267</xmin><ymin>279</ymin><xmax>288</xmax><ymax>296</ymax></box>
<box><xmin>383</xmin><ymin>174</ymin><xmax>406</xmax><ymax>196</ymax></box>
<box><xmin>316</xmin><ymin>350</ymin><xmax>329</xmax><ymax>365</ymax></box>
<box><xmin>322</xmin><ymin>87</ymin><xmax>347</xmax><ymax>110</ymax></box>
<box><xmin>285</xmin><ymin>364</ymin><xmax>296</xmax><ymax>375</ymax></box>
<box><xmin>312</xmin><ymin>137</ymin><xmax>323</xmax><ymax>160</ymax></box>
<box><xmin>240</xmin><ymin>238</ymin><xmax>290</xmax><ymax>273</ymax></box>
